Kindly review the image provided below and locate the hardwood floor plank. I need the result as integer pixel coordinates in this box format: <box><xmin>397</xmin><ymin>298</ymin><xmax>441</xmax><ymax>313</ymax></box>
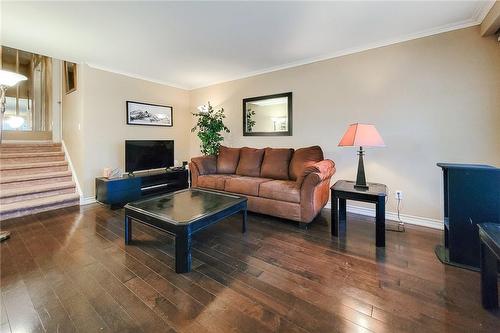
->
<box><xmin>118</xmin><ymin>221</ymin><xmax>367</xmax><ymax>332</ymax></box>
<box><xmin>90</xmin><ymin>208</ymin><xmax>262</xmax><ymax>333</ymax></box>
<box><xmin>5</xmin><ymin>223</ymin><xmax>110</xmax><ymax>333</ymax></box>
<box><xmin>83</xmin><ymin>261</ymin><xmax>176</xmax><ymax>333</ymax></box>
<box><xmin>2</xmin><ymin>279</ymin><xmax>44</xmax><ymax>333</ymax></box>
<box><xmin>93</xmin><ymin>209</ymin><xmax>310</xmax><ymax>333</ymax></box>
<box><xmin>1</xmin><ymin>204</ymin><xmax>498</xmax><ymax>333</ymax></box>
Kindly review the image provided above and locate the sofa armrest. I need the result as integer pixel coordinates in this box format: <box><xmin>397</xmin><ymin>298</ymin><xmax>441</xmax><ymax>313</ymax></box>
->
<box><xmin>297</xmin><ymin>159</ymin><xmax>335</xmax><ymax>186</ymax></box>
<box><xmin>190</xmin><ymin>155</ymin><xmax>217</xmax><ymax>175</ymax></box>
<box><xmin>299</xmin><ymin>159</ymin><xmax>336</xmax><ymax>223</ymax></box>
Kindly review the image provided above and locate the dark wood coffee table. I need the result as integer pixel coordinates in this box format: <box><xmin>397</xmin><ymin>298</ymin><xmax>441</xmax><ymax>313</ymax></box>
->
<box><xmin>124</xmin><ymin>188</ymin><xmax>247</xmax><ymax>273</ymax></box>
<box><xmin>331</xmin><ymin>180</ymin><xmax>387</xmax><ymax>247</ymax></box>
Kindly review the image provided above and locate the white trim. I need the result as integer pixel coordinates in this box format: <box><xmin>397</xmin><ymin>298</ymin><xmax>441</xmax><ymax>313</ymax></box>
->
<box><xmin>80</xmin><ymin>1</ymin><xmax>495</xmax><ymax>91</ymax></box>
<box><xmin>61</xmin><ymin>140</ymin><xmax>83</xmax><ymax>202</ymax></box>
<box><xmin>190</xmin><ymin>18</ymin><xmax>482</xmax><ymax>90</ymax></box>
<box><xmin>325</xmin><ymin>202</ymin><xmax>444</xmax><ymax>230</ymax></box>
<box><xmin>80</xmin><ymin>196</ymin><xmax>97</xmax><ymax>206</ymax></box>
<box><xmin>5</xmin><ymin>2</ymin><xmax>489</xmax><ymax>92</ymax></box>
<box><xmin>86</xmin><ymin>63</ymin><xmax>190</xmax><ymax>90</ymax></box>
<box><xmin>472</xmin><ymin>0</ymin><xmax>496</xmax><ymax>23</ymax></box>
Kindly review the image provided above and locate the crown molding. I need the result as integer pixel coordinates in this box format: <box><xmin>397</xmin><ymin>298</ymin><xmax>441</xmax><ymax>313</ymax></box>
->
<box><xmin>83</xmin><ymin>0</ymin><xmax>496</xmax><ymax>91</ymax></box>
<box><xmin>190</xmin><ymin>18</ymin><xmax>484</xmax><ymax>90</ymax></box>
<box><xmin>86</xmin><ymin>63</ymin><xmax>190</xmax><ymax>90</ymax></box>
<box><xmin>472</xmin><ymin>0</ymin><xmax>496</xmax><ymax>23</ymax></box>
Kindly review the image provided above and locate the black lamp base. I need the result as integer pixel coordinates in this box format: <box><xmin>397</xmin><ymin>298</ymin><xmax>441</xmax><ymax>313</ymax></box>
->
<box><xmin>355</xmin><ymin>146</ymin><xmax>369</xmax><ymax>190</ymax></box>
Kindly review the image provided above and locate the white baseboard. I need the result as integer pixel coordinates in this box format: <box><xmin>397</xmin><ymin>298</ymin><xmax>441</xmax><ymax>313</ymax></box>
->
<box><xmin>77</xmin><ymin>195</ymin><xmax>443</xmax><ymax>229</ymax></box>
<box><xmin>325</xmin><ymin>202</ymin><xmax>444</xmax><ymax>230</ymax></box>
<box><xmin>61</xmin><ymin>141</ymin><xmax>83</xmax><ymax>199</ymax></box>
<box><xmin>80</xmin><ymin>196</ymin><xmax>97</xmax><ymax>205</ymax></box>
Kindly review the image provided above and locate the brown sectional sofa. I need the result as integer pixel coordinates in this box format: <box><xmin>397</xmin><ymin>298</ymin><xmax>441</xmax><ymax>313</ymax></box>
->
<box><xmin>189</xmin><ymin>145</ymin><xmax>335</xmax><ymax>225</ymax></box>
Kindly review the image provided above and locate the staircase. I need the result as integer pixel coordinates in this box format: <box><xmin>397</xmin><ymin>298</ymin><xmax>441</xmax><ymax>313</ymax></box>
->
<box><xmin>0</xmin><ymin>143</ymin><xmax>80</xmax><ymax>221</ymax></box>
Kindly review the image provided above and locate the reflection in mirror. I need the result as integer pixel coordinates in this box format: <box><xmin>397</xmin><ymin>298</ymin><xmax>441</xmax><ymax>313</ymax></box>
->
<box><xmin>243</xmin><ymin>92</ymin><xmax>292</xmax><ymax>136</ymax></box>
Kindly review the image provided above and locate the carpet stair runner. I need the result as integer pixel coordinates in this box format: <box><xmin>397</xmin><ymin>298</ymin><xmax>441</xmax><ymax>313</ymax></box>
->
<box><xmin>0</xmin><ymin>143</ymin><xmax>79</xmax><ymax>221</ymax></box>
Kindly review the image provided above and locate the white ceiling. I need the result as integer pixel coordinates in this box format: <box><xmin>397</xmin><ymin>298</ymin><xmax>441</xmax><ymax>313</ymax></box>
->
<box><xmin>1</xmin><ymin>1</ymin><xmax>494</xmax><ymax>90</ymax></box>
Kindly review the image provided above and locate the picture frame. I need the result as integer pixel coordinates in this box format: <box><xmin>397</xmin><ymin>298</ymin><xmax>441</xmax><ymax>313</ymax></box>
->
<box><xmin>126</xmin><ymin>101</ymin><xmax>173</xmax><ymax>127</ymax></box>
<box><xmin>64</xmin><ymin>61</ymin><xmax>77</xmax><ymax>94</ymax></box>
<box><xmin>242</xmin><ymin>92</ymin><xmax>292</xmax><ymax>136</ymax></box>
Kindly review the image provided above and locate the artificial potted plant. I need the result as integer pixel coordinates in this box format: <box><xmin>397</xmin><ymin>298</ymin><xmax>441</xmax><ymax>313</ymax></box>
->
<box><xmin>191</xmin><ymin>102</ymin><xmax>230</xmax><ymax>155</ymax></box>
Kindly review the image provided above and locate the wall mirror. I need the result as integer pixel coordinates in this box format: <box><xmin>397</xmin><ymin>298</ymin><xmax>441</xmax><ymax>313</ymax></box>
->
<box><xmin>243</xmin><ymin>92</ymin><xmax>292</xmax><ymax>136</ymax></box>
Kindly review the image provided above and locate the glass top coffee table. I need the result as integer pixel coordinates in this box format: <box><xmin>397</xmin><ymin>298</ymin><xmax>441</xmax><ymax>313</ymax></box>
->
<box><xmin>124</xmin><ymin>188</ymin><xmax>248</xmax><ymax>273</ymax></box>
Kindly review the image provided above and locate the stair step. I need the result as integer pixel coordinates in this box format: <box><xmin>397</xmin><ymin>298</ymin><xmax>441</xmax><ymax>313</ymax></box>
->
<box><xmin>0</xmin><ymin>172</ymin><xmax>74</xmax><ymax>190</ymax></box>
<box><xmin>1</xmin><ymin>170</ymin><xmax>72</xmax><ymax>185</ymax></box>
<box><xmin>0</xmin><ymin>147</ymin><xmax>62</xmax><ymax>153</ymax></box>
<box><xmin>0</xmin><ymin>151</ymin><xmax>65</xmax><ymax>164</ymax></box>
<box><xmin>0</xmin><ymin>181</ymin><xmax>76</xmax><ymax>204</ymax></box>
<box><xmin>0</xmin><ymin>193</ymin><xmax>80</xmax><ymax>221</ymax></box>
<box><xmin>0</xmin><ymin>161</ymin><xmax>68</xmax><ymax>177</ymax></box>
<box><xmin>0</xmin><ymin>142</ymin><xmax>62</xmax><ymax>152</ymax></box>
<box><xmin>0</xmin><ymin>142</ymin><xmax>61</xmax><ymax>148</ymax></box>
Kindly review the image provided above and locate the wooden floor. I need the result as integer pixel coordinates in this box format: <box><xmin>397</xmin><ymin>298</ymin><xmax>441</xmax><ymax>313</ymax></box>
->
<box><xmin>0</xmin><ymin>204</ymin><xmax>499</xmax><ymax>333</ymax></box>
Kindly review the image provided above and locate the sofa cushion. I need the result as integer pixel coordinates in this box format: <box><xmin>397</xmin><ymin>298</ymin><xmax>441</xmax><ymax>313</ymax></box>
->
<box><xmin>260</xmin><ymin>148</ymin><xmax>294</xmax><ymax>180</ymax></box>
<box><xmin>197</xmin><ymin>174</ymin><xmax>237</xmax><ymax>191</ymax></box>
<box><xmin>289</xmin><ymin>146</ymin><xmax>324</xmax><ymax>181</ymax></box>
<box><xmin>217</xmin><ymin>146</ymin><xmax>240</xmax><ymax>174</ymax></box>
<box><xmin>259</xmin><ymin>180</ymin><xmax>300</xmax><ymax>203</ymax></box>
<box><xmin>236</xmin><ymin>147</ymin><xmax>265</xmax><ymax>177</ymax></box>
<box><xmin>224</xmin><ymin>176</ymin><xmax>272</xmax><ymax>196</ymax></box>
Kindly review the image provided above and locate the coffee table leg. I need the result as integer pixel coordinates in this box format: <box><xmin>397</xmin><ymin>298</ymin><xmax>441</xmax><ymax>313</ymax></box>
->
<box><xmin>242</xmin><ymin>208</ymin><xmax>247</xmax><ymax>233</ymax></box>
<box><xmin>125</xmin><ymin>216</ymin><xmax>132</xmax><ymax>245</ymax></box>
<box><xmin>175</xmin><ymin>232</ymin><xmax>192</xmax><ymax>273</ymax></box>
<box><xmin>376</xmin><ymin>197</ymin><xmax>385</xmax><ymax>247</ymax></box>
<box><xmin>480</xmin><ymin>241</ymin><xmax>498</xmax><ymax>309</ymax></box>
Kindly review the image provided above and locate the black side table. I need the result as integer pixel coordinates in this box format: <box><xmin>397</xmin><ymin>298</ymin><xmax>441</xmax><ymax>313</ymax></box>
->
<box><xmin>478</xmin><ymin>223</ymin><xmax>500</xmax><ymax>309</ymax></box>
<box><xmin>331</xmin><ymin>180</ymin><xmax>387</xmax><ymax>247</ymax></box>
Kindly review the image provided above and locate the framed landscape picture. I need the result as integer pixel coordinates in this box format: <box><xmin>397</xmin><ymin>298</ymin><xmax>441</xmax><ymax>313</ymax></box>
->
<box><xmin>126</xmin><ymin>101</ymin><xmax>173</xmax><ymax>127</ymax></box>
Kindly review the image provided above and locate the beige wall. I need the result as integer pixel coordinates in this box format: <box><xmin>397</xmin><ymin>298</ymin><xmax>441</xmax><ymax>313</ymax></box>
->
<box><xmin>61</xmin><ymin>26</ymin><xmax>499</xmax><ymax>221</ymax></box>
<box><xmin>63</xmin><ymin>65</ymin><xmax>190</xmax><ymax>199</ymax></box>
<box><xmin>62</xmin><ymin>62</ymin><xmax>86</xmax><ymax>195</ymax></box>
<box><xmin>63</xmin><ymin>65</ymin><xmax>191</xmax><ymax>199</ymax></box>
<box><xmin>189</xmin><ymin>26</ymin><xmax>500</xmax><ymax>221</ymax></box>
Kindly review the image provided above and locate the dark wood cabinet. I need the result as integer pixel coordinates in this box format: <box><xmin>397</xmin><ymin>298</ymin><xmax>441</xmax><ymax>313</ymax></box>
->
<box><xmin>96</xmin><ymin>169</ymin><xmax>188</xmax><ymax>208</ymax></box>
<box><xmin>435</xmin><ymin>163</ymin><xmax>500</xmax><ymax>270</ymax></box>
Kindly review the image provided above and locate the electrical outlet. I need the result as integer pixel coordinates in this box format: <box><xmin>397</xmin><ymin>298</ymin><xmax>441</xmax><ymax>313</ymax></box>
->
<box><xmin>395</xmin><ymin>190</ymin><xmax>403</xmax><ymax>200</ymax></box>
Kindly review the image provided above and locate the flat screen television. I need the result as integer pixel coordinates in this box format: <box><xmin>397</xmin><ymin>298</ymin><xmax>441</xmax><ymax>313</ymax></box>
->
<box><xmin>125</xmin><ymin>140</ymin><xmax>174</xmax><ymax>173</ymax></box>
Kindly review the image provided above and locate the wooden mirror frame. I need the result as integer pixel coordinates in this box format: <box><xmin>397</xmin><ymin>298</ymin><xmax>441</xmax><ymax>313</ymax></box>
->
<box><xmin>242</xmin><ymin>92</ymin><xmax>292</xmax><ymax>136</ymax></box>
<box><xmin>64</xmin><ymin>61</ymin><xmax>77</xmax><ymax>94</ymax></box>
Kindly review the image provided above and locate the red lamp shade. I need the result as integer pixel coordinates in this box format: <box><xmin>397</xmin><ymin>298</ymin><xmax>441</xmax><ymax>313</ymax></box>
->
<box><xmin>338</xmin><ymin>123</ymin><xmax>385</xmax><ymax>147</ymax></box>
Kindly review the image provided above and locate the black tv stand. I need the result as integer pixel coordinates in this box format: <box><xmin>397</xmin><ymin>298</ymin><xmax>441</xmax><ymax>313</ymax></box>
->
<box><xmin>96</xmin><ymin>169</ymin><xmax>188</xmax><ymax>208</ymax></box>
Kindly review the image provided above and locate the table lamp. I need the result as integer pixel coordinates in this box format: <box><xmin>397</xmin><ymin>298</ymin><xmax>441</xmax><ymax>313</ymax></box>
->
<box><xmin>338</xmin><ymin>123</ymin><xmax>385</xmax><ymax>190</ymax></box>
